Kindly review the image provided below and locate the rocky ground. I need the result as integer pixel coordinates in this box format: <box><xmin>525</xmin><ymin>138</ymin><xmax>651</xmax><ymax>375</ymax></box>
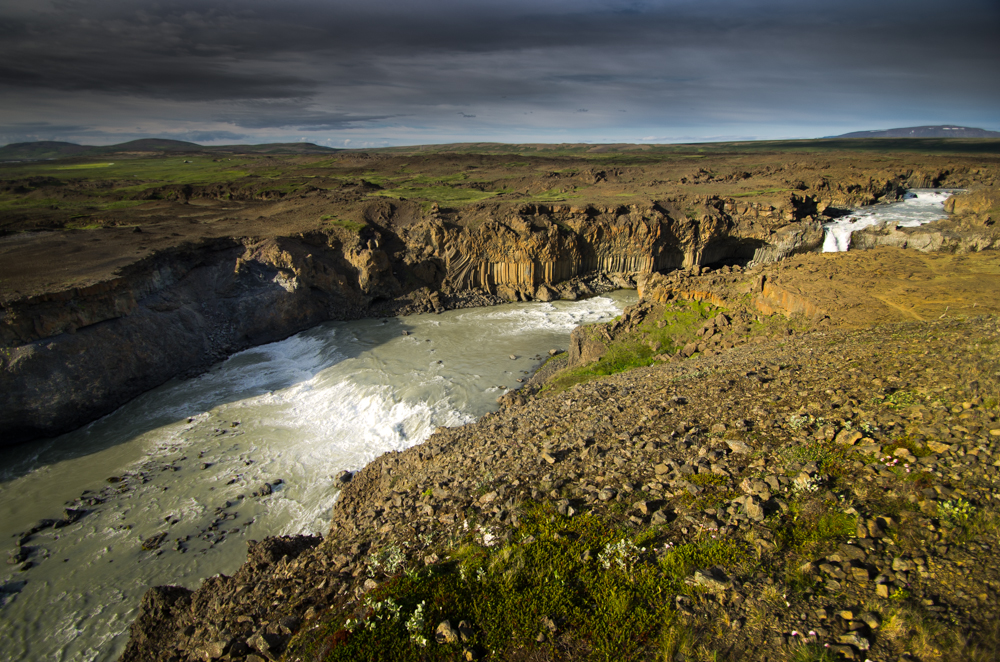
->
<box><xmin>120</xmin><ymin>247</ymin><xmax>1000</xmax><ymax>662</ymax></box>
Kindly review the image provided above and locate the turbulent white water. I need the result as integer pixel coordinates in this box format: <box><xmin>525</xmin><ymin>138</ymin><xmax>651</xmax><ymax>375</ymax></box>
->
<box><xmin>0</xmin><ymin>291</ymin><xmax>635</xmax><ymax>661</ymax></box>
<box><xmin>821</xmin><ymin>188</ymin><xmax>960</xmax><ymax>252</ymax></box>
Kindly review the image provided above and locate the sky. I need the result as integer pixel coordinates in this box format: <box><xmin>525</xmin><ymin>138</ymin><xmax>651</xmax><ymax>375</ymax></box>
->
<box><xmin>1</xmin><ymin>0</ymin><xmax>998</xmax><ymax>148</ymax></box>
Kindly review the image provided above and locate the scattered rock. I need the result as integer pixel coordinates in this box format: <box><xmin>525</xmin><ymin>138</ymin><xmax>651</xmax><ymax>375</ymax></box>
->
<box><xmin>436</xmin><ymin>620</ymin><xmax>460</xmax><ymax>644</ymax></box>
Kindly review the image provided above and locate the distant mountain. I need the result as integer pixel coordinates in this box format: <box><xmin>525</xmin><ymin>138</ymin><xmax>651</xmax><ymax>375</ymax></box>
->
<box><xmin>100</xmin><ymin>139</ymin><xmax>203</xmax><ymax>152</ymax></box>
<box><xmin>0</xmin><ymin>140</ymin><xmax>340</xmax><ymax>161</ymax></box>
<box><xmin>213</xmin><ymin>143</ymin><xmax>343</xmax><ymax>155</ymax></box>
<box><xmin>0</xmin><ymin>141</ymin><xmax>92</xmax><ymax>160</ymax></box>
<box><xmin>831</xmin><ymin>125</ymin><xmax>1000</xmax><ymax>139</ymax></box>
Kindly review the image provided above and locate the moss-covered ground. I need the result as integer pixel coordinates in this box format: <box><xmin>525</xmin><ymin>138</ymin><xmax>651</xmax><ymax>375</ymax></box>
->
<box><xmin>544</xmin><ymin>300</ymin><xmax>723</xmax><ymax>392</ymax></box>
<box><xmin>287</xmin><ymin>503</ymin><xmax>761</xmax><ymax>661</ymax></box>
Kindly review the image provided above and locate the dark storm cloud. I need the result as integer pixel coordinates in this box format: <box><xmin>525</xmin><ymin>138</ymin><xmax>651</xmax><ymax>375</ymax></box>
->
<box><xmin>172</xmin><ymin>130</ymin><xmax>248</xmax><ymax>143</ymax></box>
<box><xmin>0</xmin><ymin>58</ymin><xmax>315</xmax><ymax>101</ymax></box>
<box><xmin>0</xmin><ymin>0</ymin><xmax>997</xmax><ymax>144</ymax></box>
<box><xmin>4</xmin><ymin>0</ymin><xmax>993</xmax><ymax>97</ymax></box>
<box><xmin>0</xmin><ymin>1</ymin><xmax>317</xmax><ymax>101</ymax></box>
<box><xmin>222</xmin><ymin>112</ymin><xmax>396</xmax><ymax>131</ymax></box>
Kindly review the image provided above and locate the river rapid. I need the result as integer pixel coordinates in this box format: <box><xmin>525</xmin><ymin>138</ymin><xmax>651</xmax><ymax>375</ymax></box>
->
<box><xmin>0</xmin><ymin>291</ymin><xmax>636</xmax><ymax>661</ymax></box>
<box><xmin>821</xmin><ymin>188</ymin><xmax>959</xmax><ymax>252</ymax></box>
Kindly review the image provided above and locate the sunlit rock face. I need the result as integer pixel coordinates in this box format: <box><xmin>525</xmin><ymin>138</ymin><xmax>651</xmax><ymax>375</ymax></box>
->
<box><xmin>403</xmin><ymin>197</ymin><xmax>827</xmax><ymax>301</ymax></box>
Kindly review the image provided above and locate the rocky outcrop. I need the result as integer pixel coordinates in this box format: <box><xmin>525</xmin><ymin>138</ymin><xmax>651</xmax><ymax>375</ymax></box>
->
<box><xmin>944</xmin><ymin>186</ymin><xmax>1000</xmax><ymax>221</ymax></box>
<box><xmin>567</xmin><ymin>323</ymin><xmax>610</xmax><ymax>367</ymax></box>
<box><xmin>119</xmin><ymin>536</ymin><xmax>321</xmax><ymax>662</ymax></box>
<box><xmin>754</xmin><ymin>277</ymin><xmax>826</xmax><ymax>318</ymax></box>
<box><xmin>746</xmin><ymin>220</ymin><xmax>825</xmax><ymax>266</ymax></box>
<box><xmin>850</xmin><ymin>222</ymin><xmax>1000</xmax><ymax>253</ymax></box>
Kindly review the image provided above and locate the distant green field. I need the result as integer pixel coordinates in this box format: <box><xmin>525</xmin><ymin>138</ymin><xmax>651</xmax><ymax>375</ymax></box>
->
<box><xmin>100</xmin><ymin>200</ymin><xmax>147</xmax><ymax>210</ymax></box>
<box><xmin>360</xmin><ymin>137</ymin><xmax>1000</xmax><ymax>160</ymax></box>
<box><xmin>1</xmin><ymin>157</ymin><xmax>252</xmax><ymax>189</ymax></box>
<box><xmin>55</xmin><ymin>162</ymin><xmax>117</xmax><ymax>170</ymax></box>
<box><xmin>520</xmin><ymin>187</ymin><xmax>576</xmax><ymax>203</ymax></box>
<box><xmin>731</xmin><ymin>188</ymin><xmax>792</xmax><ymax>198</ymax></box>
<box><xmin>0</xmin><ymin>157</ymin><xmax>257</xmax><ymax>213</ymax></box>
<box><xmin>3</xmin><ymin>138</ymin><xmax>998</xmax><ymax>220</ymax></box>
<box><xmin>0</xmin><ymin>195</ymin><xmax>75</xmax><ymax>212</ymax></box>
<box><xmin>370</xmin><ymin>185</ymin><xmax>500</xmax><ymax>205</ymax></box>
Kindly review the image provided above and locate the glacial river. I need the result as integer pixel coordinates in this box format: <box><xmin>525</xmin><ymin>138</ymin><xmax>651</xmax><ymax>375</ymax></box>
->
<box><xmin>0</xmin><ymin>292</ymin><xmax>635</xmax><ymax>661</ymax></box>
<box><xmin>821</xmin><ymin>188</ymin><xmax>959</xmax><ymax>252</ymax></box>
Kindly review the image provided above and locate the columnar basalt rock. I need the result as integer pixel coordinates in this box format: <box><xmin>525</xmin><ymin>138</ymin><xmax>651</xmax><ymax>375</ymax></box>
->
<box><xmin>399</xmin><ymin>199</ymin><xmax>821</xmax><ymax>303</ymax></box>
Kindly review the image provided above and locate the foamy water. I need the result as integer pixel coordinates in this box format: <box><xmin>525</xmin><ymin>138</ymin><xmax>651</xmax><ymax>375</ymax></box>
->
<box><xmin>822</xmin><ymin>188</ymin><xmax>959</xmax><ymax>252</ymax></box>
<box><xmin>0</xmin><ymin>292</ymin><xmax>635</xmax><ymax>661</ymax></box>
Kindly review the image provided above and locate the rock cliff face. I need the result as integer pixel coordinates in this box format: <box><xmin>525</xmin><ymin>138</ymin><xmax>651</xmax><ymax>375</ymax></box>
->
<box><xmin>944</xmin><ymin>186</ymin><xmax>1000</xmax><ymax>220</ymax></box>
<box><xmin>849</xmin><ymin>223</ymin><xmax>1000</xmax><ymax>253</ymax></box>
<box><xmin>0</xmin><ymin>234</ymin><xmax>375</xmax><ymax>444</ymax></box>
<box><xmin>0</xmin><ymin>181</ymin><xmax>943</xmax><ymax>446</ymax></box>
<box><xmin>401</xmin><ymin>196</ymin><xmax>825</xmax><ymax>303</ymax></box>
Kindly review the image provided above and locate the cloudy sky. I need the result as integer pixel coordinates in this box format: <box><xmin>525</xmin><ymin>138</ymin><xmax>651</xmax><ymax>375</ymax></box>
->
<box><xmin>1</xmin><ymin>0</ymin><xmax>998</xmax><ymax>147</ymax></box>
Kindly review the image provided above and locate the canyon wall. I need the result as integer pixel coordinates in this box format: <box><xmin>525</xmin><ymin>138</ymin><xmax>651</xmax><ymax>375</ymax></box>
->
<box><xmin>0</xmin><ymin>175</ymin><xmax>941</xmax><ymax>445</ymax></box>
<box><xmin>0</xmin><ymin>234</ymin><xmax>376</xmax><ymax>444</ymax></box>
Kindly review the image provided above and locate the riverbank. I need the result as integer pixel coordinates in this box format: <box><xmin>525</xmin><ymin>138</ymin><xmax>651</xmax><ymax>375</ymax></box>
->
<box><xmin>0</xmin><ymin>292</ymin><xmax>639</xmax><ymax>662</ymax></box>
<box><xmin>121</xmin><ymin>247</ymin><xmax>1000</xmax><ymax>662</ymax></box>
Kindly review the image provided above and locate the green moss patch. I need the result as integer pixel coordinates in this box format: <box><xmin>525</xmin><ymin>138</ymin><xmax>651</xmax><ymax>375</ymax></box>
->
<box><xmin>546</xmin><ymin>299</ymin><xmax>724</xmax><ymax>393</ymax></box>
<box><xmin>369</xmin><ymin>185</ymin><xmax>500</xmax><ymax>205</ymax></box>
<box><xmin>730</xmin><ymin>188</ymin><xmax>793</xmax><ymax>198</ymax></box>
<box><xmin>320</xmin><ymin>215</ymin><xmax>367</xmax><ymax>232</ymax></box>
<box><xmin>287</xmin><ymin>505</ymin><xmax>757</xmax><ymax>661</ymax></box>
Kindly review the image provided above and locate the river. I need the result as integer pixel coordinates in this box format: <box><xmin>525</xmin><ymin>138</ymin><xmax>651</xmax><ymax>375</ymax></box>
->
<box><xmin>0</xmin><ymin>291</ymin><xmax>636</xmax><ymax>661</ymax></box>
<box><xmin>821</xmin><ymin>188</ymin><xmax>959</xmax><ymax>252</ymax></box>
